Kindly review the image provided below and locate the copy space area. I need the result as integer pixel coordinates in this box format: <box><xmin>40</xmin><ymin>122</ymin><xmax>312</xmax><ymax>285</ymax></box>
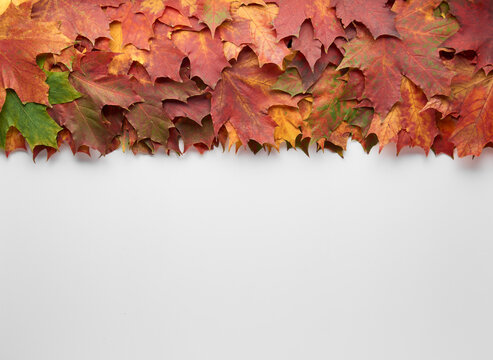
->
<box><xmin>1</xmin><ymin>143</ymin><xmax>492</xmax><ymax>360</ymax></box>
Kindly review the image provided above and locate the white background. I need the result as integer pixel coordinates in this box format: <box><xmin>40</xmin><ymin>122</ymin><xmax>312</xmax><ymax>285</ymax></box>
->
<box><xmin>1</xmin><ymin>142</ymin><xmax>492</xmax><ymax>360</ymax></box>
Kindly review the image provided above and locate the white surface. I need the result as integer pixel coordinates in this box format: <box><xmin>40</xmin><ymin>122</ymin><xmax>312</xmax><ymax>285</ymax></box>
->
<box><xmin>1</xmin><ymin>142</ymin><xmax>493</xmax><ymax>360</ymax></box>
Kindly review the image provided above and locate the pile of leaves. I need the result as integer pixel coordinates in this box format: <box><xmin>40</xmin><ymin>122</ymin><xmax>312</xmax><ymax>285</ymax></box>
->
<box><xmin>0</xmin><ymin>0</ymin><xmax>491</xmax><ymax>159</ymax></box>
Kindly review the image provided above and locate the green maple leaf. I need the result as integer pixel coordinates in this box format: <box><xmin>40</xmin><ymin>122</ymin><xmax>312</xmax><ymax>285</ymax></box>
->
<box><xmin>46</xmin><ymin>71</ymin><xmax>82</xmax><ymax>105</ymax></box>
<box><xmin>37</xmin><ymin>56</ymin><xmax>82</xmax><ymax>105</ymax></box>
<box><xmin>0</xmin><ymin>90</ymin><xmax>62</xmax><ymax>150</ymax></box>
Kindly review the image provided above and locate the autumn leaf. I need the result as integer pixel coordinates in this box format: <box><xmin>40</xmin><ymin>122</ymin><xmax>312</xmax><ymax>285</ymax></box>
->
<box><xmin>4</xmin><ymin>126</ymin><xmax>26</xmax><ymax>157</ymax></box>
<box><xmin>274</xmin><ymin>0</ymin><xmax>345</xmax><ymax>49</ymax></box>
<box><xmin>159</xmin><ymin>6</ymin><xmax>192</xmax><ymax>28</ymax></box>
<box><xmin>50</xmin><ymin>100</ymin><xmax>124</xmax><ymax>154</ymax></box>
<box><xmin>291</xmin><ymin>21</ymin><xmax>323</xmax><ymax>71</ymax></box>
<box><xmin>172</xmin><ymin>29</ymin><xmax>230</xmax><ymax>87</ymax></box>
<box><xmin>195</xmin><ymin>0</ymin><xmax>266</xmax><ymax>37</ymax></box>
<box><xmin>269</xmin><ymin>105</ymin><xmax>304</xmax><ymax>148</ymax></box>
<box><xmin>132</xmin><ymin>0</ymin><xmax>166</xmax><ymax>20</ymax></box>
<box><xmin>421</xmin><ymin>56</ymin><xmax>493</xmax><ymax>157</ymax></box>
<box><xmin>31</xmin><ymin>0</ymin><xmax>111</xmax><ymax>43</ymax></box>
<box><xmin>107</xmin><ymin>21</ymin><xmax>150</xmax><ymax>76</ymax></box>
<box><xmin>219</xmin><ymin>3</ymin><xmax>290</xmax><ymax>67</ymax></box>
<box><xmin>105</xmin><ymin>2</ymin><xmax>154</xmax><ymax>50</ymax></box>
<box><xmin>443</xmin><ymin>0</ymin><xmax>492</xmax><ymax>71</ymax></box>
<box><xmin>146</xmin><ymin>22</ymin><xmax>187</xmax><ymax>82</ymax></box>
<box><xmin>272</xmin><ymin>68</ymin><xmax>304</xmax><ymax>97</ymax></box>
<box><xmin>165</xmin><ymin>0</ymin><xmax>198</xmax><ymax>17</ymax></box>
<box><xmin>0</xmin><ymin>90</ymin><xmax>62</xmax><ymax>150</ymax></box>
<box><xmin>449</xmin><ymin>70</ymin><xmax>493</xmax><ymax>157</ymax></box>
<box><xmin>164</xmin><ymin>95</ymin><xmax>211</xmax><ymax>124</ymax></box>
<box><xmin>37</xmin><ymin>54</ymin><xmax>83</xmax><ymax>105</ymax></box>
<box><xmin>0</xmin><ymin>2</ymin><xmax>71</xmax><ymax>110</ymax></box>
<box><xmin>332</xmin><ymin>0</ymin><xmax>399</xmax><ymax>39</ymax></box>
<box><xmin>396</xmin><ymin>77</ymin><xmax>439</xmax><ymax>154</ymax></box>
<box><xmin>154</xmin><ymin>79</ymin><xmax>204</xmax><ymax>103</ymax></box>
<box><xmin>305</xmin><ymin>66</ymin><xmax>359</xmax><ymax>142</ymax></box>
<box><xmin>126</xmin><ymin>102</ymin><xmax>172</xmax><ymax>145</ymax></box>
<box><xmin>422</xmin><ymin>56</ymin><xmax>478</xmax><ymax>118</ymax></box>
<box><xmin>211</xmin><ymin>49</ymin><xmax>298</xmax><ymax>145</ymax></box>
<box><xmin>46</xmin><ymin>71</ymin><xmax>82</xmax><ymax>105</ymax></box>
<box><xmin>367</xmin><ymin>107</ymin><xmax>401</xmax><ymax>152</ymax></box>
<box><xmin>175</xmin><ymin>117</ymin><xmax>215</xmax><ymax>153</ymax></box>
<box><xmin>288</xmin><ymin>46</ymin><xmax>343</xmax><ymax>92</ymax></box>
<box><xmin>432</xmin><ymin>116</ymin><xmax>456</xmax><ymax>158</ymax></box>
<box><xmin>126</xmin><ymin>78</ymin><xmax>174</xmax><ymax>145</ymax></box>
<box><xmin>337</xmin><ymin>0</ymin><xmax>459</xmax><ymax>114</ymax></box>
<box><xmin>368</xmin><ymin>77</ymin><xmax>439</xmax><ymax>154</ymax></box>
<box><xmin>195</xmin><ymin>0</ymin><xmax>234</xmax><ymax>36</ymax></box>
<box><xmin>69</xmin><ymin>52</ymin><xmax>142</xmax><ymax>110</ymax></box>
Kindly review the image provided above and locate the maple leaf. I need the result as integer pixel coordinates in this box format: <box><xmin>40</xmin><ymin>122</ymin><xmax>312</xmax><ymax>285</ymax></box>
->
<box><xmin>274</xmin><ymin>0</ymin><xmax>345</xmax><ymax>49</ymax></box>
<box><xmin>339</xmin><ymin>70</ymin><xmax>365</xmax><ymax>101</ymax></box>
<box><xmin>332</xmin><ymin>0</ymin><xmax>399</xmax><ymax>38</ymax></box>
<box><xmin>37</xmin><ymin>54</ymin><xmax>83</xmax><ymax>105</ymax></box>
<box><xmin>3</xmin><ymin>126</ymin><xmax>26</xmax><ymax>157</ymax></box>
<box><xmin>166</xmin><ymin>0</ymin><xmax>198</xmax><ymax>17</ymax></box>
<box><xmin>223</xmin><ymin>42</ymin><xmax>245</xmax><ymax>64</ymax></box>
<box><xmin>164</xmin><ymin>95</ymin><xmax>211</xmax><ymax>124</ymax></box>
<box><xmin>218</xmin><ymin>3</ymin><xmax>290</xmax><ymax>67</ymax></box>
<box><xmin>106</xmin><ymin>21</ymin><xmax>149</xmax><ymax>76</ymax></box>
<box><xmin>423</xmin><ymin>56</ymin><xmax>493</xmax><ymax>156</ymax></box>
<box><xmin>368</xmin><ymin>77</ymin><xmax>439</xmax><ymax>154</ymax></box>
<box><xmin>195</xmin><ymin>0</ymin><xmax>266</xmax><ymax>37</ymax></box>
<box><xmin>395</xmin><ymin>77</ymin><xmax>439</xmax><ymax>153</ymax></box>
<box><xmin>124</xmin><ymin>78</ymin><xmax>174</xmax><ymax>145</ymax></box>
<box><xmin>105</xmin><ymin>2</ymin><xmax>154</xmax><ymax>50</ymax></box>
<box><xmin>146</xmin><ymin>22</ymin><xmax>187</xmax><ymax>82</ymax></box>
<box><xmin>126</xmin><ymin>101</ymin><xmax>173</xmax><ymax>146</ymax></box>
<box><xmin>272</xmin><ymin>45</ymin><xmax>344</xmax><ymax>98</ymax></box>
<box><xmin>337</xmin><ymin>0</ymin><xmax>459</xmax><ymax>114</ymax></box>
<box><xmin>272</xmin><ymin>68</ymin><xmax>304</xmax><ymax>97</ymax></box>
<box><xmin>332</xmin><ymin>122</ymin><xmax>366</xmax><ymax>151</ymax></box>
<box><xmin>443</xmin><ymin>0</ymin><xmax>492</xmax><ymax>71</ymax></box>
<box><xmin>286</xmin><ymin>46</ymin><xmax>343</xmax><ymax>93</ymax></box>
<box><xmin>51</xmin><ymin>128</ymin><xmax>91</xmax><ymax>157</ymax></box>
<box><xmin>126</xmin><ymin>62</ymin><xmax>204</xmax><ymax>149</ymax></box>
<box><xmin>41</xmin><ymin>66</ymin><xmax>83</xmax><ymax>105</ymax></box>
<box><xmin>0</xmin><ymin>2</ymin><xmax>71</xmax><ymax>110</ymax></box>
<box><xmin>172</xmin><ymin>29</ymin><xmax>230</xmax><ymax>87</ymax></box>
<box><xmin>50</xmin><ymin>100</ymin><xmax>124</xmax><ymax>154</ymax></box>
<box><xmin>159</xmin><ymin>6</ymin><xmax>193</xmax><ymax>28</ymax></box>
<box><xmin>31</xmin><ymin>0</ymin><xmax>111</xmax><ymax>43</ymax></box>
<box><xmin>432</xmin><ymin>116</ymin><xmax>456</xmax><ymax>158</ymax></box>
<box><xmin>305</xmin><ymin>66</ymin><xmax>360</xmax><ymax>142</ymax></box>
<box><xmin>422</xmin><ymin>56</ymin><xmax>478</xmax><ymax>118</ymax></box>
<box><xmin>218</xmin><ymin>121</ymin><xmax>242</xmax><ymax>151</ymax></box>
<box><xmin>133</xmin><ymin>0</ymin><xmax>166</xmax><ymax>19</ymax></box>
<box><xmin>269</xmin><ymin>105</ymin><xmax>304</xmax><ymax>148</ymax></box>
<box><xmin>175</xmin><ymin>117</ymin><xmax>215</xmax><ymax>153</ymax></box>
<box><xmin>291</xmin><ymin>21</ymin><xmax>323</xmax><ymax>71</ymax></box>
<box><xmin>211</xmin><ymin>49</ymin><xmax>299</xmax><ymax>145</ymax></box>
<box><xmin>127</xmin><ymin>61</ymin><xmax>204</xmax><ymax>103</ymax></box>
<box><xmin>0</xmin><ymin>90</ymin><xmax>62</xmax><ymax>150</ymax></box>
<box><xmin>449</xmin><ymin>70</ymin><xmax>493</xmax><ymax>157</ymax></box>
<box><xmin>154</xmin><ymin>79</ymin><xmax>204</xmax><ymax>102</ymax></box>
<box><xmin>195</xmin><ymin>0</ymin><xmax>234</xmax><ymax>36</ymax></box>
<box><xmin>69</xmin><ymin>52</ymin><xmax>142</xmax><ymax>110</ymax></box>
